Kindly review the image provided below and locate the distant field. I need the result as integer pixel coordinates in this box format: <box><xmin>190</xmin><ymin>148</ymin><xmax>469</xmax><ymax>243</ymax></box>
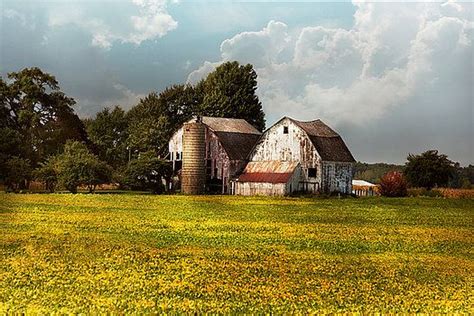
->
<box><xmin>0</xmin><ymin>194</ymin><xmax>472</xmax><ymax>313</ymax></box>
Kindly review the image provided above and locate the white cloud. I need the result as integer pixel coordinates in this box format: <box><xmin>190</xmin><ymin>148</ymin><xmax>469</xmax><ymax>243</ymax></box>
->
<box><xmin>187</xmin><ymin>1</ymin><xmax>473</xmax><ymax>127</ymax></box>
<box><xmin>48</xmin><ymin>0</ymin><xmax>177</xmax><ymax>49</ymax></box>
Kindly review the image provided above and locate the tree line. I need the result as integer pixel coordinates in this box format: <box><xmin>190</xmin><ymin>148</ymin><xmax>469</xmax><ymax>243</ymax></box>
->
<box><xmin>1</xmin><ymin>62</ymin><xmax>265</xmax><ymax>193</ymax></box>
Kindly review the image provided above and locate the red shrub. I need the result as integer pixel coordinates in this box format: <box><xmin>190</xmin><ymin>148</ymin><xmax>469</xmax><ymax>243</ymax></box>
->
<box><xmin>379</xmin><ymin>171</ymin><xmax>408</xmax><ymax>197</ymax></box>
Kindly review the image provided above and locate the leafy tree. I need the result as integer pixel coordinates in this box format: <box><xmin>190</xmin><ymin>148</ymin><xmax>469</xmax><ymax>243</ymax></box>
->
<box><xmin>0</xmin><ymin>68</ymin><xmax>88</xmax><ymax>168</ymax></box>
<box><xmin>54</xmin><ymin>141</ymin><xmax>112</xmax><ymax>193</ymax></box>
<box><xmin>124</xmin><ymin>151</ymin><xmax>172</xmax><ymax>193</ymax></box>
<box><xmin>0</xmin><ymin>127</ymin><xmax>24</xmax><ymax>183</ymax></box>
<box><xmin>196</xmin><ymin>61</ymin><xmax>265</xmax><ymax>131</ymax></box>
<box><xmin>127</xmin><ymin>85</ymin><xmax>197</xmax><ymax>156</ymax></box>
<box><xmin>404</xmin><ymin>150</ymin><xmax>455</xmax><ymax>189</ymax></box>
<box><xmin>84</xmin><ymin>106</ymin><xmax>129</xmax><ymax>168</ymax></box>
<box><xmin>379</xmin><ymin>171</ymin><xmax>408</xmax><ymax>197</ymax></box>
<box><xmin>4</xmin><ymin>157</ymin><xmax>32</xmax><ymax>192</ymax></box>
<box><xmin>34</xmin><ymin>158</ymin><xmax>58</xmax><ymax>193</ymax></box>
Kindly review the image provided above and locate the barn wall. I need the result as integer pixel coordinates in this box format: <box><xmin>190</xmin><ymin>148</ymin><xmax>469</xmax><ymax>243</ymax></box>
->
<box><xmin>235</xmin><ymin>182</ymin><xmax>287</xmax><ymax>196</ymax></box>
<box><xmin>321</xmin><ymin>162</ymin><xmax>353</xmax><ymax>194</ymax></box>
<box><xmin>250</xmin><ymin>118</ymin><xmax>322</xmax><ymax>192</ymax></box>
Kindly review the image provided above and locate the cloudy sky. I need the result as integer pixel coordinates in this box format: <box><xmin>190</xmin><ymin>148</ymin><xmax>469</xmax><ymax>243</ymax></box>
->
<box><xmin>1</xmin><ymin>0</ymin><xmax>473</xmax><ymax>164</ymax></box>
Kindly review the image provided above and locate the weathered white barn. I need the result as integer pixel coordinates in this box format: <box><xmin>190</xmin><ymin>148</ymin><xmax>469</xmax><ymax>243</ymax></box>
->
<box><xmin>235</xmin><ymin>117</ymin><xmax>355</xmax><ymax>195</ymax></box>
<box><xmin>169</xmin><ymin>116</ymin><xmax>355</xmax><ymax>196</ymax></box>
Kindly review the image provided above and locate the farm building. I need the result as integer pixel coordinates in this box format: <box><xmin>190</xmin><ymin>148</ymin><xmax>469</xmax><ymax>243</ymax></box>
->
<box><xmin>235</xmin><ymin>117</ymin><xmax>355</xmax><ymax>195</ymax></box>
<box><xmin>352</xmin><ymin>180</ymin><xmax>380</xmax><ymax>196</ymax></box>
<box><xmin>169</xmin><ymin>116</ymin><xmax>262</xmax><ymax>194</ymax></box>
<box><xmin>233</xmin><ymin>161</ymin><xmax>301</xmax><ymax>196</ymax></box>
<box><xmin>169</xmin><ymin>116</ymin><xmax>355</xmax><ymax>196</ymax></box>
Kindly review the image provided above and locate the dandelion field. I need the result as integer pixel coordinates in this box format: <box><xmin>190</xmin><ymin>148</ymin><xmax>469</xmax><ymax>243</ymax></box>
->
<box><xmin>0</xmin><ymin>193</ymin><xmax>472</xmax><ymax>313</ymax></box>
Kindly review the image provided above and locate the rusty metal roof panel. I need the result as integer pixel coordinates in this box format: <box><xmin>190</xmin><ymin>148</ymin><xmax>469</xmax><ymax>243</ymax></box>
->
<box><xmin>243</xmin><ymin>161</ymin><xmax>300</xmax><ymax>173</ymax></box>
<box><xmin>237</xmin><ymin>172</ymin><xmax>293</xmax><ymax>183</ymax></box>
<box><xmin>237</xmin><ymin>161</ymin><xmax>299</xmax><ymax>184</ymax></box>
<box><xmin>202</xmin><ymin>116</ymin><xmax>261</xmax><ymax>134</ymax></box>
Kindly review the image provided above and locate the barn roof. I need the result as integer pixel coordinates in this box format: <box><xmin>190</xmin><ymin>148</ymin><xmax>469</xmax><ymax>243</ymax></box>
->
<box><xmin>237</xmin><ymin>161</ymin><xmax>299</xmax><ymax>183</ymax></box>
<box><xmin>214</xmin><ymin>132</ymin><xmax>261</xmax><ymax>161</ymax></box>
<box><xmin>201</xmin><ymin>116</ymin><xmax>261</xmax><ymax>134</ymax></box>
<box><xmin>288</xmin><ymin>118</ymin><xmax>355</xmax><ymax>163</ymax></box>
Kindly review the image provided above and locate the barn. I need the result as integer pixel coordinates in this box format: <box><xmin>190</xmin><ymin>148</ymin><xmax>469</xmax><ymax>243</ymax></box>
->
<box><xmin>169</xmin><ymin>116</ymin><xmax>261</xmax><ymax>193</ymax></box>
<box><xmin>235</xmin><ymin>117</ymin><xmax>355</xmax><ymax>195</ymax></box>
<box><xmin>169</xmin><ymin>116</ymin><xmax>355</xmax><ymax>196</ymax></box>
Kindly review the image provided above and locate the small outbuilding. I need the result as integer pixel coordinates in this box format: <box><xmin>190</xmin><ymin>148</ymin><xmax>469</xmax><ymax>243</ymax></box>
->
<box><xmin>352</xmin><ymin>180</ymin><xmax>380</xmax><ymax>196</ymax></box>
<box><xmin>234</xmin><ymin>161</ymin><xmax>301</xmax><ymax>196</ymax></box>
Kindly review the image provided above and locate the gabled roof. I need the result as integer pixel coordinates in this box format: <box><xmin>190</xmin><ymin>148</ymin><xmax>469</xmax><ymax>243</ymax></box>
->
<box><xmin>201</xmin><ymin>116</ymin><xmax>261</xmax><ymax>134</ymax></box>
<box><xmin>177</xmin><ymin>116</ymin><xmax>260</xmax><ymax>161</ymax></box>
<box><xmin>237</xmin><ymin>161</ymin><xmax>299</xmax><ymax>183</ymax></box>
<box><xmin>288</xmin><ymin>117</ymin><xmax>355</xmax><ymax>163</ymax></box>
<box><xmin>214</xmin><ymin>132</ymin><xmax>261</xmax><ymax>161</ymax></box>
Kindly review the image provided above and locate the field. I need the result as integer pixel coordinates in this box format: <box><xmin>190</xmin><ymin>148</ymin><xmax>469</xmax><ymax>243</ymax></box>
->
<box><xmin>0</xmin><ymin>194</ymin><xmax>472</xmax><ymax>313</ymax></box>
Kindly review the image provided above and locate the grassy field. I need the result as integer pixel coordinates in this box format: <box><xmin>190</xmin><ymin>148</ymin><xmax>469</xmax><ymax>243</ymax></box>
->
<box><xmin>0</xmin><ymin>193</ymin><xmax>472</xmax><ymax>313</ymax></box>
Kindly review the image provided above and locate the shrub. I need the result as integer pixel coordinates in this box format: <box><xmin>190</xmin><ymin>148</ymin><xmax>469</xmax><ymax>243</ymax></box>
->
<box><xmin>124</xmin><ymin>151</ymin><xmax>172</xmax><ymax>193</ymax></box>
<box><xmin>379</xmin><ymin>171</ymin><xmax>407</xmax><ymax>197</ymax></box>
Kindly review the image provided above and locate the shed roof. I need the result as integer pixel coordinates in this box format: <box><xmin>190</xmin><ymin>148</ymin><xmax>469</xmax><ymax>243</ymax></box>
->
<box><xmin>288</xmin><ymin>118</ymin><xmax>355</xmax><ymax>163</ymax></box>
<box><xmin>237</xmin><ymin>161</ymin><xmax>299</xmax><ymax>183</ymax></box>
<box><xmin>352</xmin><ymin>180</ymin><xmax>377</xmax><ymax>187</ymax></box>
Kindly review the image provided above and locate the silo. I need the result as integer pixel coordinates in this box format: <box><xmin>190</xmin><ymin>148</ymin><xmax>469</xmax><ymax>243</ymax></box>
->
<box><xmin>181</xmin><ymin>121</ymin><xmax>206</xmax><ymax>194</ymax></box>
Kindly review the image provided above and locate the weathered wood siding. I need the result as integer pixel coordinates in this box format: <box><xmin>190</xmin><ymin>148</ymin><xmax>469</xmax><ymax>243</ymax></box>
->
<box><xmin>250</xmin><ymin>118</ymin><xmax>322</xmax><ymax>193</ymax></box>
<box><xmin>321</xmin><ymin>162</ymin><xmax>353</xmax><ymax>194</ymax></box>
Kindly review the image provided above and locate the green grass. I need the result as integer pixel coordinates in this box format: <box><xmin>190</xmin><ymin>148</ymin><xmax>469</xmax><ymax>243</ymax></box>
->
<box><xmin>0</xmin><ymin>193</ymin><xmax>472</xmax><ymax>313</ymax></box>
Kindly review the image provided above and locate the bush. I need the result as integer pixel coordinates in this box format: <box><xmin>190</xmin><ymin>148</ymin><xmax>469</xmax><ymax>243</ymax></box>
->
<box><xmin>379</xmin><ymin>171</ymin><xmax>407</xmax><ymax>197</ymax></box>
<box><xmin>124</xmin><ymin>151</ymin><xmax>172</xmax><ymax>193</ymax></box>
<box><xmin>53</xmin><ymin>141</ymin><xmax>112</xmax><ymax>193</ymax></box>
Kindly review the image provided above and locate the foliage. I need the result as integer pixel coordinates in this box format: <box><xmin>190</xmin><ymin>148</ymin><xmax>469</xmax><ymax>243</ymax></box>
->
<box><xmin>0</xmin><ymin>68</ymin><xmax>88</xmax><ymax>168</ymax></box>
<box><xmin>196</xmin><ymin>61</ymin><xmax>265</xmax><ymax>131</ymax></box>
<box><xmin>54</xmin><ymin>141</ymin><xmax>112</xmax><ymax>193</ymax></box>
<box><xmin>404</xmin><ymin>150</ymin><xmax>455</xmax><ymax>189</ymax></box>
<box><xmin>353</xmin><ymin>162</ymin><xmax>404</xmax><ymax>184</ymax></box>
<box><xmin>83</xmin><ymin>106</ymin><xmax>129</xmax><ymax>168</ymax></box>
<box><xmin>0</xmin><ymin>194</ymin><xmax>472</xmax><ymax>313</ymax></box>
<box><xmin>33</xmin><ymin>158</ymin><xmax>58</xmax><ymax>193</ymax></box>
<box><xmin>0</xmin><ymin>127</ymin><xmax>23</xmax><ymax>182</ymax></box>
<box><xmin>124</xmin><ymin>151</ymin><xmax>172</xmax><ymax>193</ymax></box>
<box><xmin>127</xmin><ymin>85</ymin><xmax>197</xmax><ymax>157</ymax></box>
<box><xmin>3</xmin><ymin>157</ymin><xmax>32</xmax><ymax>192</ymax></box>
<box><xmin>379</xmin><ymin>171</ymin><xmax>407</xmax><ymax>197</ymax></box>
<box><xmin>409</xmin><ymin>187</ymin><xmax>474</xmax><ymax>199</ymax></box>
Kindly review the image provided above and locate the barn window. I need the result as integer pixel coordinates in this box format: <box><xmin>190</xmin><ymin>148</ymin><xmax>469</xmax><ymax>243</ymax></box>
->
<box><xmin>283</xmin><ymin>126</ymin><xmax>289</xmax><ymax>134</ymax></box>
<box><xmin>176</xmin><ymin>152</ymin><xmax>180</xmax><ymax>160</ymax></box>
<box><xmin>170</xmin><ymin>152</ymin><xmax>174</xmax><ymax>160</ymax></box>
<box><xmin>308</xmin><ymin>168</ymin><xmax>317</xmax><ymax>178</ymax></box>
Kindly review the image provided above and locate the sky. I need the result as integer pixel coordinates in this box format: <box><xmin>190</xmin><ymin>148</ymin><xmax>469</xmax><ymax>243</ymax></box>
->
<box><xmin>1</xmin><ymin>0</ymin><xmax>473</xmax><ymax>165</ymax></box>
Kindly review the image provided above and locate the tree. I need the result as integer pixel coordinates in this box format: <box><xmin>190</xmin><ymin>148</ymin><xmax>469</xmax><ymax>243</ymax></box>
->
<box><xmin>34</xmin><ymin>158</ymin><xmax>58</xmax><ymax>193</ymax></box>
<box><xmin>404</xmin><ymin>150</ymin><xmax>455</xmax><ymax>189</ymax></box>
<box><xmin>54</xmin><ymin>141</ymin><xmax>112</xmax><ymax>193</ymax></box>
<box><xmin>0</xmin><ymin>68</ymin><xmax>88</xmax><ymax>169</ymax></box>
<box><xmin>379</xmin><ymin>171</ymin><xmax>407</xmax><ymax>197</ymax></box>
<box><xmin>4</xmin><ymin>157</ymin><xmax>32</xmax><ymax>192</ymax></box>
<box><xmin>84</xmin><ymin>106</ymin><xmax>129</xmax><ymax>168</ymax></box>
<box><xmin>124</xmin><ymin>151</ymin><xmax>172</xmax><ymax>193</ymax></box>
<box><xmin>127</xmin><ymin>85</ymin><xmax>197</xmax><ymax>156</ymax></box>
<box><xmin>196</xmin><ymin>61</ymin><xmax>265</xmax><ymax>131</ymax></box>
